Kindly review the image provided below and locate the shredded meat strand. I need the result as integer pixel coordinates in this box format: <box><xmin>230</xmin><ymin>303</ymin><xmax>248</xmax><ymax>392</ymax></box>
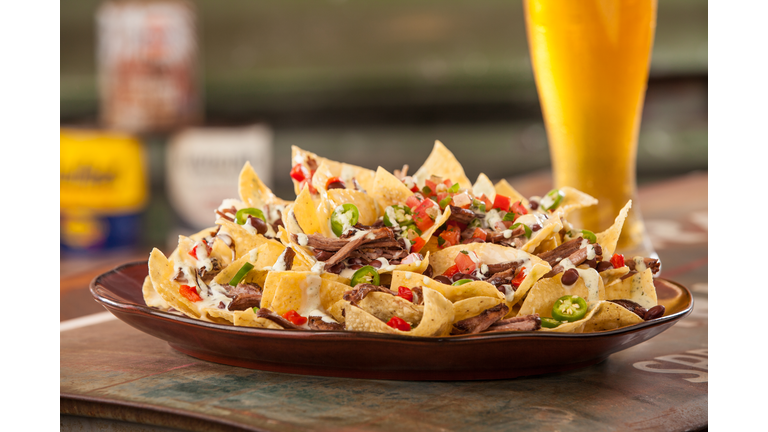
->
<box><xmin>307</xmin><ymin>316</ymin><xmax>345</xmax><ymax>331</ymax></box>
<box><xmin>256</xmin><ymin>308</ymin><xmax>303</xmax><ymax>330</ymax></box>
<box><xmin>343</xmin><ymin>283</ymin><xmax>394</xmax><ymax>305</ymax></box>
<box><xmin>451</xmin><ymin>303</ymin><xmax>510</xmax><ymax>335</ymax></box>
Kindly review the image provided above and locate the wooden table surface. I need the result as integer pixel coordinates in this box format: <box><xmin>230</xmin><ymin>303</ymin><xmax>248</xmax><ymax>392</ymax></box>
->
<box><xmin>60</xmin><ymin>171</ymin><xmax>708</xmax><ymax>432</ymax></box>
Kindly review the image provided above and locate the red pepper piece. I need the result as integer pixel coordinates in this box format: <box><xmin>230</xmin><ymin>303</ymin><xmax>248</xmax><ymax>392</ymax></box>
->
<box><xmin>610</xmin><ymin>253</ymin><xmax>625</xmax><ymax>268</ymax></box>
<box><xmin>188</xmin><ymin>240</ymin><xmax>212</xmax><ymax>260</ymax></box>
<box><xmin>397</xmin><ymin>286</ymin><xmax>413</xmax><ymax>302</ymax></box>
<box><xmin>510</xmin><ymin>267</ymin><xmax>527</xmax><ymax>288</ymax></box>
<box><xmin>442</xmin><ymin>178</ymin><xmax>453</xmax><ymax>187</ymax></box>
<box><xmin>471</xmin><ymin>228</ymin><xmax>487</xmax><ymax>241</ymax></box>
<box><xmin>386</xmin><ymin>316</ymin><xmax>411</xmax><ymax>331</ymax></box>
<box><xmin>179</xmin><ymin>285</ymin><xmax>202</xmax><ymax>302</ymax></box>
<box><xmin>442</xmin><ymin>264</ymin><xmax>459</xmax><ymax>277</ymax></box>
<box><xmin>290</xmin><ymin>164</ymin><xmax>308</xmax><ymax>182</ymax></box>
<box><xmin>283</xmin><ymin>310</ymin><xmax>308</xmax><ymax>326</ymax></box>
<box><xmin>492</xmin><ymin>194</ymin><xmax>512</xmax><ymax>211</ymax></box>
<box><xmin>478</xmin><ymin>194</ymin><xmax>493</xmax><ymax>211</ymax></box>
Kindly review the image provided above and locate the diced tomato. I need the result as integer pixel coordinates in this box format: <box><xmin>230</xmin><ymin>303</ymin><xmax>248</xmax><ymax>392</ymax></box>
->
<box><xmin>411</xmin><ymin>237</ymin><xmax>426</xmax><ymax>253</ymax></box>
<box><xmin>397</xmin><ymin>286</ymin><xmax>413</xmax><ymax>302</ymax></box>
<box><xmin>439</xmin><ymin>225</ymin><xmax>461</xmax><ymax>248</ymax></box>
<box><xmin>436</xmin><ymin>192</ymin><xmax>448</xmax><ymax>204</ymax></box>
<box><xmin>188</xmin><ymin>241</ymin><xmax>212</xmax><ymax>260</ymax></box>
<box><xmin>511</xmin><ymin>267</ymin><xmax>527</xmax><ymax>288</ymax></box>
<box><xmin>410</xmin><ymin>185</ymin><xmax>420</xmax><ymax>193</ymax></box>
<box><xmin>442</xmin><ymin>264</ymin><xmax>459</xmax><ymax>277</ymax></box>
<box><xmin>454</xmin><ymin>251</ymin><xmax>477</xmax><ymax>274</ymax></box>
<box><xmin>386</xmin><ymin>316</ymin><xmax>411</xmax><ymax>331</ymax></box>
<box><xmin>282</xmin><ymin>310</ymin><xmax>308</xmax><ymax>325</ymax></box>
<box><xmin>290</xmin><ymin>164</ymin><xmax>308</xmax><ymax>182</ymax></box>
<box><xmin>424</xmin><ymin>179</ymin><xmax>438</xmax><ymax>197</ymax></box>
<box><xmin>510</xmin><ymin>200</ymin><xmax>528</xmax><ymax>216</ymax></box>
<box><xmin>610</xmin><ymin>254</ymin><xmax>625</xmax><ymax>268</ymax></box>
<box><xmin>413</xmin><ymin>199</ymin><xmax>438</xmax><ymax>232</ymax></box>
<box><xmin>179</xmin><ymin>285</ymin><xmax>202</xmax><ymax>302</ymax></box>
<box><xmin>470</xmin><ymin>228</ymin><xmax>487</xmax><ymax>241</ymax></box>
<box><xmin>406</xmin><ymin>194</ymin><xmax>423</xmax><ymax>210</ymax></box>
<box><xmin>492</xmin><ymin>194</ymin><xmax>512</xmax><ymax>211</ymax></box>
<box><xmin>442</xmin><ymin>178</ymin><xmax>453</xmax><ymax>187</ymax></box>
<box><xmin>413</xmin><ymin>198</ymin><xmax>436</xmax><ymax>215</ymax></box>
<box><xmin>325</xmin><ymin>176</ymin><xmax>345</xmax><ymax>189</ymax></box>
<box><xmin>478</xmin><ymin>194</ymin><xmax>493</xmax><ymax>211</ymax></box>
<box><xmin>401</xmin><ymin>253</ymin><xmax>422</xmax><ymax>265</ymax></box>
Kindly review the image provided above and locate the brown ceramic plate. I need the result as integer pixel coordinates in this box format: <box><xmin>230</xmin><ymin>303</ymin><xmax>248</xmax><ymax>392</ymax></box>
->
<box><xmin>91</xmin><ymin>261</ymin><xmax>693</xmax><ymax>381</ymax></box>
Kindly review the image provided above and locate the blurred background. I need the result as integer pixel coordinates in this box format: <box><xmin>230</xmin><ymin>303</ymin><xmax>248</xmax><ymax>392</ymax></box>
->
<box><xmin>60</xmin><ymin>0</ymin><xmax>707</xmax><ymax>256</ymax></box>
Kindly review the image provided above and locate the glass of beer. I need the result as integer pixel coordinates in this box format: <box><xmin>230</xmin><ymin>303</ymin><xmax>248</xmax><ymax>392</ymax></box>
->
<box><xmin>524</xmin><ymin>0</ymin><xmax>657</xmax><ymax>257</ymax></box>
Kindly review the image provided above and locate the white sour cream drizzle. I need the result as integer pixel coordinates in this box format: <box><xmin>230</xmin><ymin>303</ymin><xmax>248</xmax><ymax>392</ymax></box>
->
<box><xmin>298</xmin><ymin>275</ymin><xmax>339</xmax><ymax>324</ymax></box>
<box><xmin>629</xmin><ymin>256</ymin><xmax>653</xmax><ymax>308</ymax></box>
<box><xmin>264</xmin><ymin>248</ymin><xmax>289</xmax><ymax>272</ymax></box>
<box><xmin>559</xmin><ymin>258</ymin><xmax>601</xmax><ymax>306</ymax></box>
<box><xmin>297</xmin><ymin>233</ymin><xmax>309</xmax><ymax>246</ymax></box>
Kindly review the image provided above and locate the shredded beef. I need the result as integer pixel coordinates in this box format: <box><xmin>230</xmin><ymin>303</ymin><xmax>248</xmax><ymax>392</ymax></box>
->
<box><xmin>411</xmin><ymin>286</ymin><xmax>424</xmax><ymax>305</ymax></box>
<box><xmin>487</xmin><ymin>265</ymin><xmax>520</xmax><ymax>288</ymax></box>
<box><xmin>448</xmin><ymin>206</ymin><xmax>478</xmax><ymax>225</ymax></box>
<box><xmin>198</xmin><ymin>258</ymin><xmax>222</xmax><ymax>283</ymax></box>
<box><xmin>626</xmin><ymin>257</ymin><xmax>661</xmax><ymax>274</ymax></box>
<box><xmin>486</xmin><ymin>314</ymin><xmax>541</xmax><ymax>332</ymax></box>
<box><xmin>537</xmin><ymin>237</ymin><xmax>583</xmax><ymax>266</ymax></box>
<box><xmin>543</xmin><ymin>245</ymin><xmax>597</xmax><ymax>278</ymax></box>
<box><xmin>283</xmin><ymin>247</ymin><xmax>296</xmax><ymax>270</ymax></box>
<box><xmin>342</xmin><ymin>283</ymin><xmax>394</xmax><ymax>305</ymax></box>
<box><xmin>307</xmin><ymin>316</ymin><xmax>345</xmax><ymax>331</ymax></box>
<box><xmin>225</xmin><ymin>282</ymin><xmax>263</xmax><ymax>311</ymax></box>
<box><xmin>256</xmin><ymin>308</ymin><xmax>304</xmax><ymax>330</ymax></box>
<box><xmin>487</xmin><ymin>226</ymin><xmax>526</xmax><ymax>246</ymax></box>
<box><xmin>485</xmin><ymin>260</ymin><xmax>520</xmax><ymax>276</ymax></box>
<box><xmin>451</xmin><ymin>303</ymin><xmax>510</xmax><ymax>335</ymax></box>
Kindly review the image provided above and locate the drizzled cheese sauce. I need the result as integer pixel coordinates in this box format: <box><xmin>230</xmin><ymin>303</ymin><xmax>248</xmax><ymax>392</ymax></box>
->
<box><xmin>559</xmin><ymin>258</ymin><xmax>601</xmax><ymax>306</ymax></box>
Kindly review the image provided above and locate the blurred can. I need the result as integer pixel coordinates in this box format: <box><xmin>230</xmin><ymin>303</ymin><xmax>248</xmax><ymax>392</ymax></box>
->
<box><xmin>60</xmin><ymin>129</ymin><xmax>148</xmax><ymax>251</ymax></box>
<box><xmin>96</xmin><ymin>0</ymin><xmax>201</xmax><ymax>134</ymax></box>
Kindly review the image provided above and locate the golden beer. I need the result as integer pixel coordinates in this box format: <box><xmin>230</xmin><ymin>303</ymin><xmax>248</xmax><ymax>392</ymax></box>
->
<box><xmin>524</xmin><ymin>0</ymin><xmax>657</xmax><ymax>253</ymax></box>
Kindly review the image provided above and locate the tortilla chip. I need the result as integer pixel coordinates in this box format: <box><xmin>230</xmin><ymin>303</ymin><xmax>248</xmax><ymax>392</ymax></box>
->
<box><xmin>391</xmin><ymin>271</ymin><xmax>505</xmax><ymax>303</ymax></box>
<box><xmin>327</xmin><ymin>188</ymin><xmax>380</xmax><ymax>226</ymax></box>
<box><xmin>202</xmin><ymin>308</ymin><xmax>235</xmax><ymax>325</ymax></box>
<box><xmin>291</xmin><ymin>146</ymin><xmax>375</xmax><ymax>194</ymax></box>
<box><xmin>596</xmin><ymin>200</ymin><xmax>632</xmax><ymax>257</ymax></box>
<box><xmin>233</xmin><ymin>308</ymin><xmax>284</xmax><ymax>329</ymax></box>
<box><xmin>542</xmin><ymin>301</ymin><xmax>644</xmax><ymax>333</ymax></box>
<box><xmin>517</xmin><ymin>269</ymin><xmax>605</xmax><ymax>318</ymax></box>
<box><xmin>358</xmin><ymin>291</ymin><xmax>424</xmax><ymax>326</ymax></box>
<box><xmin>148</xmin><ymin>248</ymin><xmax>201</xmax><ymax>319</ymax></box>
<box><xmin>599</xmin><ymin>267</ymin><xmax>630</xmax><ymax>287</ymax></box>
<box><xmin>553</xmin><ymin>186</ymin><xmax>599</xmax><ymax>218</ymax></box>
<box><xmin>327</xmin><ymin>299</ymin><xmax>348</xmax><ymax>323</ymax></box>
<box><xmin>239</xmin><ymin>161</ymin><xmax>289</xmax><ymax>209</ymax></box>
<box><xmin>370</xmin><ymin>166</ymin><xmax>414</xmax><ymax>209</ymax></box>
<box><xmin>215</xmin><ymin>218</ymin><xmax>276</xmax><ymax>260</ymax></box>
<box><xmin>412</xmin><ymin>140</ymin><xmax>473</xmax><ymax>191</ymax></box>
<box><xmin>604</xmin><ymin>268</ymin><xmax>658</xmax><ymax>309</ymax></box>
<box><xmin>493</xmin><ymin>179</ymin><xmax>529</xmax><ymax>207</ymax></box>
<box><xmin>142</xmin><ymin>275</ymin><xmax>170</xmax><ymax>309</ymax></box>
<box><xmin>472</xmin><ymin>173</ymin><xmax>497</xmax><ymax>201</ymax></box>
<box><xmin>262</xmin><ymin>271</ymin><xmax>350</xmax><ymax>316</ymax></box>
<box><xmin>344</xmin><ymin>287</ymin><xmax>455</xmax><ymax>337</ymax></box>
<box><xmin>452</xmin><ymin>296</ymin><xmax>504</xmax><ymax>323</ymax></box>
<box><xmin>292</xmin><ymin>186</ymin><xmax>327</xmax><ymax>236</ymax></box>
<box><xmin>520</xmin><ymin>217</ymin><xmax>563</xmax><ymax>253</ymax></box>
<box><xmin>421</xmin><ymin>206</ymin><xmax>452</xmax><ymax>242</ymax></box>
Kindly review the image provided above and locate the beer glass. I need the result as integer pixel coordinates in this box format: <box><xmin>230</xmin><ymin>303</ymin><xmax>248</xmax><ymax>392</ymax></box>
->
<box><xmin>524</xmin><ymin>0</ymin><xmax>657</xmax><ymax>256</ymax></box>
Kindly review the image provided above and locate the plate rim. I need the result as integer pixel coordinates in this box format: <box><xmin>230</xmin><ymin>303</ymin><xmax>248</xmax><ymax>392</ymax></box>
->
<box><xmin>90</xmin><ymin>260</ymin><xmax>694</xmax><ymax>343</ymax></box>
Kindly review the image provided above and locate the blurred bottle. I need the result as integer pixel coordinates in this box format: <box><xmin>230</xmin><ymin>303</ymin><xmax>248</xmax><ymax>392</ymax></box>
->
<box><xmin>165</xmin><ymin>125</ymin><xmax>274</xmax><ymax>231</ymax></box>
<box><xmin>96</xmin><ymin>0</ymin><xmax>201</xmax><ymax>134</ymax></box>
<box><xmin>60</xmin><ymin>129</ymin><xmax>148</xmax><ymax>252</ymax></box>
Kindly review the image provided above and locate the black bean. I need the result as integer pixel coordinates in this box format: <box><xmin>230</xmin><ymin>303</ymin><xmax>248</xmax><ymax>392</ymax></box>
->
<box><xmin>369</xmin><ymin>260</ymin><xmax>382</xmax><ymax>269</ymax></box>
<box><xmin>596</xmin><ymin>261</ymin><xmax>613</xmax><ymax>272</ymax></box>
<box><xmin>452</xmin><ymin>272</ymin><xmax>468</xmax><ymax>282</ymax></box>
<box><xmin>531</xmin><ymin>224</ymin><xmax>542</xmax><ymax>232</ymax></box>
<box><xmin>594</xmin><ymin>244</ymin><xmax>603</xmax><ymax>256</ymax></box>
<box><xmin>644</xmin><ymin>305</ymin><xmax>666</xmax><ymax>320</ymax></box>
<box><xmin>247</xmin><ymin>215</ymin><xmax>268</xmax><ymax>235</ymax></box>
<box><xmin>348</xmin><ymin>264</ymin><xmax>363</xmax><ymax>270</ymax></box>
<box><xmin>561</xmin><ymin>268</ymin><xmax>580</xmax><ymax>285</ymax></box>
<box><xmin>529</xmin><ymin>200</ymin><xmax>539</xmax><ymax>210</ymax></box>
<box><xmin>434</xmin><ymin>275</ymin><xmax>452</xmax><ymax>285</ymax></box>
<box><xmin>423</xmin><ymin>265</ymin><xmax>434</xmax><ymax>278</ymax></box>
<box><xmin>327</xmin><ymin>181</ymin><xmax>345</xmax><ymax>190</ymax></box>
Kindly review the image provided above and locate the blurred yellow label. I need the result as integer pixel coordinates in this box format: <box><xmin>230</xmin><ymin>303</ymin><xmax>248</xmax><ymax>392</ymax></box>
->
<box><xmin>60</xmin><ymin>129</ymin><xmax>147</xmax><ymax>213</ymax></box>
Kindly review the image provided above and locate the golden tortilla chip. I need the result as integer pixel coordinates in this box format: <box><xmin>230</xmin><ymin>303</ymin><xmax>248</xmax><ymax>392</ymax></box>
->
<box><xmin>291</xmin><ymin>186</ymin><xmax>327</xmax><ymax>236</ymax></box>
<box><xmin>452</xmin><ymin>296</ymin><xmax>504</xmax><ymax>323</ymax></box>
<box><xmin>595</xmin><ymin>200</ymin><xmax>632</xmax><ymax>257</ymax></box>
<box><xmin>542</xmin><ymin>301</ymin><xmax>644</xmax><ymax>333</ymax></box>
<box><xmin>142</xmin><ymin>275</ymin><xmax>169</xmax><ymax>309</ymax></box>
<box><xmin>202</xmin><ymin>308</ymin><xmax>235</xmax><ymax>325</ymax></box>
<box><xmin>472</xmin><ymin>173</ymin><xmax>497</xmax><ymax>201</ymax></box>
<box><xmin>412</xmin><ymin>140</ymin><xmax>473</xmax><ymax>191</ymax></box>
<box><xmin>370</xmin><ymin>166</ymin><xmax>414</xmax><ymax>209</ymax></box>
<box><xmin>599</xmin><ymin>267</ymin><xmax>630</xmax><ymax>287</ymax></box>
<box><xmin>520</xmin><ymin>217</ymin><xmax>564</xmax><ymax>254</ymax></box>
<box><xmin>517</xmin><ymin>268</ymin><xmax>606</xmax><ymax>318</ymax></box>
<box><xmin>327</xmin><ymin>188</ymin><xmax>380</xmax><ymax>226</ymax></box>
<box><xmin>344</xmin><ymin>287</ymin><xmax>454</xmax><ymax>337</ymax></box>
<box><xmin>148</xmin><ymin>248</ymin><xmax>201</xmax><ymax>319</ymax></box>
<box><xmin>215</xmin><ymin>218</ymin><xmax>275</xmax><ymax>260</ymax></box>
<box><xmin>493</xmin><ymin>179</ymin><xmax>528</xmax><ymax>207</ymax></box>
<box><xmin>553</xmin><ymin>186</ymin><xmax>599</xmax><ymax>218</ymax></box>
<box><xmin>391</xmin><ymin>271</ymin><xmax>505</xmax><ymax>303</ymax></box>
<box><xmin>604</xmin><ymin>268</ymin><xmax>657</xmax><ymax>309</ymax></box>
<box><xmin>358</xmin><ymin>291</ymin><xmax>424</xmax><ymax>326</ymax></box>
<box><xmin>239</xmin><ymin>161</ymin><xmax>289</xmax><ymax>209</ymax></box>
<box><xmin>233</xmin><ymin>308</ymin><xmax>284</xmax><ymax>329</ymax></box>
<box><xmin>291</xmin><ymin>146</ymin><xmax>375</xmax><ymax>194</ymax></box>
<box><xmin>261</xmin><ymin>271</ymin><xmax>350</xmax><ymax>316</ymax></box>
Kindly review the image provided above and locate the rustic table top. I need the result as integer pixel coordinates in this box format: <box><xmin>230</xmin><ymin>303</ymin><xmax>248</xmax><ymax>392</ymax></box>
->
<box><xmin>61</xmin><ymin>171</ymin><xmax>708</xmax><ymax>432</ymax></box>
